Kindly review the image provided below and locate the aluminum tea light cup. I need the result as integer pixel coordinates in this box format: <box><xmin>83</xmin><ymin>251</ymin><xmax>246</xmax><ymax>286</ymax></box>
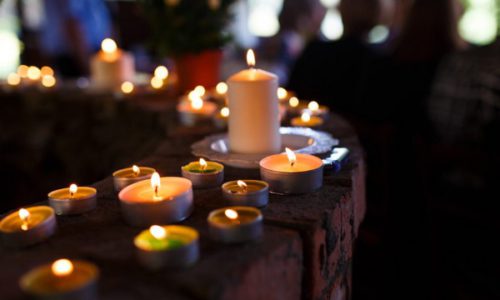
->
<box><xmin>176</xmin><ymin>91</ymin><xmax>217</xmax><ymax>126</ymax></box>
<box><xmin>0</xmin><ymin>206</ymin><xmax>57</xmax><ymax>248</ymax></box>
<box><xmin>20</xmin><ymin>258</ymin><xmax>99</xmax><ymax>300</ymax></box>
<box><xmin>113</xmin><ymin>165</ymin><xmax>156</xmax><ymax>192</ymax></box>
<box><xmin>118</xmin><ymin>172</ymin><xmax>193</xmax><ymax>227</ymax></box>
<box><xmin>134</xmin><ymin>225</ymin><xmax>199</xmax><ymax>270</ymax></box>
<box><xmin>181</xmin><ymin>158</ymin><xmax>224</xmax><ymax>189</ymax></box>
<box><xmin>259</xmin><ymin>148</ymin><xmax>323</xmax><ymax>194</ymax></box>
<box><xmin>48</xmin><ymin>184</ymin><xmax>97</xmax><ymax>215</ymax></box>
<box><xmin>221</xmin><ymin>180</ymin><xmax>269</xmax><ymax>207</ymax></box>
<box><xmin>290</xmin><ymin>110</ymin><xmax>324</xmax><ymax>128</ymax></box>
<box><xmin>208</xmin><ymin>206</ymin><xmax>263</xmax><ymax>243</ymax></box>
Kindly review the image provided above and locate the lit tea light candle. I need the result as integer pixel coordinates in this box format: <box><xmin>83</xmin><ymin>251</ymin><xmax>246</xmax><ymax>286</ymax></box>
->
<box><xmin>134</xmin><ymin>225</ymin><xmax>199</xmax><ymax>269</ymax></box>
<box><xmin>207</xmin><ymin>206</ymin><xmax>263</xmax><ymax>243</ymax></box>
<box><xmin>213</xmin><ymin>106</ymin><xmax>230</xmax><ymax>128</ymax></box>
<box><xmin>289</xmin><ymin>96</ymin><xmax>300</xmax><ymax>108</ymax></box>
<box><xmin>259</xmin><ymin>147</ymin><xmax>324</xmax><ymax>194</ymax></box>
<box><xmin>20</xmin><ymin>258</ymin><xmax>99</xmax><ymax>299</ymax></box>
<box><xmin>291</xmin><ymin>110</ymin><xmax>324</xmax><ymax>128</ymax></box>
<box><xmin>227</xmin><ymin>49</ymin><xmax>281</xmax><ymax>154</ymax></box>
<box><xmin>222</xmin><ymin>180</ymin><xmax>269</xmax><ymax>207</ymax></box>
<box><xmin>181</xmin><ymin>158</ymin><xmax>224</xmax><ymax>189</ymax></box>
<box><xmin>118</xmin><ymin>172</ymin><xmax>193</xmax><ymax>226</ymax></box>
<box><xmin>307</xmin><ymin>100</ymin><xmax>329</xmax><ymax>117</ymax></box>
<box><xmin>48</xmin><ymin>184</ymin><xmax>97</xmax><ymax>215</ymax></box>
<box><xmin>90</xmin><ymin>38</ymin><xmax>135</xmax><ymax>90</ymax></box>
<box><xmin>0</xmin><ymin>206</ymin><xmax>56</xmax><ymax>248</ymax></box>
<box><xmin>176</xmin><ymin>92</ymin><xmax>217</xmax><ymax>126</ymax></box>
<box><xmin>113</xmin><ymin>165</ymin><xmax>156</xmax><ymax>191</ymax></box>
<box><xmin>154</xmin><ymin>65</ymin><xmax>169</xmax><ymax>80</ymax></box>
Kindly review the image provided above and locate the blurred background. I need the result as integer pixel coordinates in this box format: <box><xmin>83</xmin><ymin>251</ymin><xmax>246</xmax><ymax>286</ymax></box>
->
<box><xmin>0</xmin><ymin>0</ymin><xmax>499</xmax><ymax>299</ymax></box>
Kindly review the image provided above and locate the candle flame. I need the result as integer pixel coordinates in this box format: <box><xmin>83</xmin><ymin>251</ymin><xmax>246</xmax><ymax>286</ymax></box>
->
<box><xmin>199</xmin><ymin>158</ymin><xmax>208</xmax><ymax>171</ymax></box>
<box><xmin>216</xmin><ymin>82</ymin><xmax>228</xmax><ymax>95</ymax></box>
<box><xmin>154</xmin><ymin>65</ymin><xmax>169</xmax><ymax>80</ymax></box>
<box><xmin>277</xmin><ymin>87</ymin><xmax>288</xmax><ymax>100</ymax></box>
<box><xmin>285</xmin><ymin>148</ymin><xmax>296</xmax><ymax>167</ymax></box>
<box><xmin>150</xmin><ymin>225</ymin><xmax>167</xmax><ymax>240</ymax></box>
<box><xmin>289</xmin><ymin>97</ymin><xmax>299</xmax><ymax>108</ymax></box>
<box><xmin>193</xmin><ymin>85</ymin><xmax>206</xmax><ymax>97</ymax></box>
<box><xmin>225</xmin><ymin>209</ymin><xmax>239</xmax><ymax>220</ymax></box>
<box><xmin>237</xmin><ymin>180</ymin><xmax>248</xmax><ymax>193</ymax></box>
<box><xmin>220</xmin><ymin>107</ymin><xmax>230</xmax><ymax>117</ymax></box>
<box><xmin>101</xmin><ymin>38</ymin><xmax>117</xmax><ymax>53</ymax></box>
<box><xmin>52</xmin><ymin>259</ymin><xmax>74</xmax><ymax>277</ymax></box>
<box><xmin>132</xmin><ymin>165</ymin><xmax>140</xmax><ymax>176</ymax></box>
<box><xmin>69</xmin><ymin>184</ymin><xmax>78</xmax><ymax>198</ymax></box>
<box><xmin>308</xmin><ymin>101</ymin><xmax>319</xmax><ymax>111</ymax></box>
<box><xmin>191</xmin><ymin>97</ymin><xmax>204</xmax><ymax>110</ymax></box>
<box><xmin>301</xmin><ymin>111</ymin><xmax>311</xmax><ymax>122</ymax></box>
<box><xmin>151</xmin><ymin>172</ymin><xmax>161</xmax><ymax>200</ymax></box>
<box><xmin>246</xmin><ymin>49</ymin><xmax>256</xmax><ymax>68</ymax></box>
<box><xmin>19</xmin><ymin>208</ymin><xmax>30</xmax><ymax>231</ymax></box>
<box><xmin>121</xmin><ymin>81</ymin><xmax>134</xmax><ymax>94</ymax></box>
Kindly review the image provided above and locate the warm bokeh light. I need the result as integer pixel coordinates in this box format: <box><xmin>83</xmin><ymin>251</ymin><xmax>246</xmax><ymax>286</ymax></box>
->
<box><xmin>41</xmin><ymin>75</ymin><xmax>56</xmax><ymax>88</ymax></box>
<box><xmin>321</xmin><ymin>8</ymin><xmax>343</xmax><ymax>40</ymax></box>
<box><xmin>285</xmin><ymin>147</ymin><xmax>297</xmax><ymax>167</ymax></box>
<box><xmin>289</xmin><ymin>97</ymin><xmax>299</xmax><ymax>108</ymax></box>
<box><xmin>193</xmin><ymin>85</ymin><xmax>206</xmax><ymax>97</ymax></box>
<box><xmin>246</xmin><ymin>49</ymin><xmax>256</xmax><ymax>68</ymax></box>
<box><xmin>459</xmin><ymin>0</ymin><xmax>498</xmax><ymax>45</ymax></box>
<box><xmin>101</xmin><ymin>38</ymin><xmax>117</xmax><ymax>53</ymax></box>
<box><xmin>150</xmin><ymin>225</ymin><xmax>167</xmax><ymax>240</ymax></box>
<box><xmin>216</xmin><ymin>82</ymin><xmax>228</xmax><ymax>95</ymax></box>
<box><xmin>277</xmin><ymin>87</ymin><xmax>288</xmax><ymax>100</ymax></box>
<box><xmin>132</xmin><ymin>165</ymin><xmax>140</xmax><ymax>176</ymax></box>
<box><xmin>19</xmin><ymin>208</ymin><xmax>30</xmax><ymax>222</ymax></box>
<box><xmin>301</xmin><ymin>111</ymin><xmax>311</xmax><ymax>122</ymax></box>
<box><xmin>121</xmin><ymin>81</ymin><xmax>134</xmax><ymax>94</ymax></box>
<box><xmin>308</xmin><ymin>101</ymin><xmax>319</xmax><ymax>111</ymax></box>
<box><xmin>199</xmin><ymin>158</ymin><xmax>207</xmax><ymax>170</ymax></box>
<box><xmin>220</xmin><ymin>107</ymin><xmax>230</xmax><ymax>117</ymax></box>
<box><xmin>69</xmin><ymin>184</ymin><xmax>78</xmax><ymax>197</ymax></box>
<box><xmin>225</xmin><ymin>209</ymin><xmax>239</xmax><ymax>220</ymax></box>
<box><xmin>154</xmin><ymin>65</ymin><xmax>169</xmax><ymax>80</ymax></box>
<box><xmin>7</xmin><ymin>73</ymin><xmax>21</xmax><ymax>86</ymax></box>
<box><xmin>51</xmin><ymin>259</ymin><xmax>74</xmax><ymax>277</ymax></box>
<box><xmin>17</xmin><ymin>65</ymin><xmax>29</xmax><ymax>78</ymax></box>
<box><xmin>40</xmin><ymin>66</ymin><xmax>54</xmax><ymax>77</ymax></box>
<box><xmin>27</xmin><ymin>66</ymin><xmax>41</xmax><ymax>80</ymax></box>
<box><xmin>151</xmin><ymin>172</ymin><xmax>161</xmax><ymax>199</ymax></box>
<box><xmin>150</xmin><ymin>76</ymin><xmax>164</xmax><ymax>89</ymax></box>
<box><xmin>191</xmin><ymin>97</ymin><xmax>204</xmax><ymax>110</ymax></box>
<box><xmin>248</xmin><ymin>5</ymin><xmax>280</xmax><ymax>37</ymax></box>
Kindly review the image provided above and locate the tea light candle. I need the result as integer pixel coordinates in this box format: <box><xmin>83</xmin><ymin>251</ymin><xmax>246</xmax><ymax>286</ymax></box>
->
<box><xmin>0</xmin><ymin>206</ymin><xmax>56</xmax><ymax>248</ymax></box>
<box><xmin>177</xmin><ymin>93</ymin><xmax>217</xmax><ymax>126</ymax></box>
<box><xmin>181</xmin><ymin>158</ymin><xmax>224</xmax><ymax>188</ymax></box>
<box><xmin>227</xmin><ymin>49</ymin><xmax>281</xmax><ymax>154</ymax></box>
<box><xmin>90</xmin><ymin>38</ymin><xmax>135</xmax><ymax>90</ymax></box>
<box><xmin>260</xmin><ymin>148</ymin><xmax>324</xmax><ymax>194</ymax></box>
<box><xmin>213</xmin><ymin>106</ymin><xmax>229</xmax><ymax>129</ymax></box>
<box><xmin>48</xmin><ymin>184</ymin><xmax>97</xmax><ymax>215</ymax></box>
<box><xmin>113</xmin><ymin>165</ymin><xmax>156</xmax><ymax>192</ymax></box>
<box><xmin>208</xmin><ymin>207</ymin><xmax>263</xmax><ymax>243</ymax></box>
<box><xmin>222</xmin><ymin>180</ymin><xmax>269</xmax><ymax>207</ymax></box>
<box><xmin>307</xmin><ymin>101</ymin><xmax>329</xmax><ymax>118</ymax></box>
<box><xmin>134</xmin><ymin>225</ymin><xmax>199</xmax><ymax>269</ymax></box>
<box><xmin>118</xmin><ymin>172</ymin><xmax>193</xmax><ymax>227</ymax></box>
<box><xmin>291</xmin><ymin>110</ymin><xmax>324</xmax><ymax>128</ymax></box>
<box><xmin>20</xmin><ymin>259</ymin><xmax>99</xmax><ymax>300</ymax></box>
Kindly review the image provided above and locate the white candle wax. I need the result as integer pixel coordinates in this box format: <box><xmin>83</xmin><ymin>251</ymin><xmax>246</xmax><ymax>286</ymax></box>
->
<box><xmin>227</xmin><ymin>50</ymin><xmax>281</xmax><ymax>154</ymax></box>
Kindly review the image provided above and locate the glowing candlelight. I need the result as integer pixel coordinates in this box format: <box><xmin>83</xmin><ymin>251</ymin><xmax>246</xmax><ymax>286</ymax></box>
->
<box><xmin>277</xmin><ymin>87</ymin><xmax>288</xmax><ymax>100</ymax></box>
<box><xmin>132</xmin><ymin>165</ymin><xmax>140</xmax><ymax>177</ymax></box>
<box><xmin>17</xmin><ymin>65</ymin><xmax>28</xmax><ymax>78</ymax></box>
<box><xmin>151</xmin><ymin>172</ymin><xmax>161</xmax><ymax>200</ymax></box>
<box><xmin>27</xmin><ymin>66</ymin><xmax>41</xmax><ymax>81</ymax></box>
<box><xmin>40</xmin><ymin>66</ymin><xmax>54</xmax><ymax>77</ymax></box>
<box><xmin>308</xmin><ymin>101</ymin><xmax>319</xmax><ymax>112</ymax></box>
<box><xmin>19</xmin><ymin>208</ymin><xmax>30</xmax><ymax>231</ymax></box>
<box><xmin>199</xmin><ymin>158</ymin><xmax>208</xmax><ymax>171</ymax></box>
<box><xmin>216</xmin><ymin>82</ymin><xmax>228</xmax><ymax>95</ymax></box>
<box><xmin>246</xmin><ymin>49</ymin><xmax>256</xmax><ymax>68</ymax></box>
<box><xmin>101</xmin><ymin>38</ymin><xmax>117</xmax><ymax>54</ymax></box>
<box><xmin>7</xmin><ymin>73</ymin><xmax>21</xmax><ymax>86</ymax></box>
<box><xmin>225</xmin><ymin>209</ymin><xmax>239</xmax><ymax>220</ymax></box>
<box><xmin>150</xmin><ymin>225</ymin><xmax>167</xmax><ymax>240</ymax></box>
<box><xmin>51</xmin><ymin>259</ymin><xmax>74</xmax><ymax>277</ymax></box>
<box><xmin>285</xmin><ymin>148</ymin><xmax>296</xmax><ymax>167</ymax></box>
<box><xmin>220</xmin><ymin>107</ymin><xmax>230</xmax><ymax>117</ymax></box>
<box><xmin>193</xmin><ymin>85</ymin><xmax>206</xmax><ymax>97</ymax></box>
<box><xmin>41</xmin><ymin>75</ymin><xmax>56</xmax><ymax>88</ymax></box>
<box><xmin>191</xmin><ymin>96</ymin><xmax>204</xmax><ymax>110</ymax></box>
<box><xmin>301</xmin><ymin>111</ymin><xmax>311</xmax><ymax>122</ymax></box>
<box><xmin>289</xmin><ymin>97</ymin><xmax>299</xmax><ymax>108</ymax></box>
<box><xmin>121</xmin><ymin>81</ymin><xmax>134</xmax><ymax>94</ymax></box>
<box><xmin>154</xmin><ymin>66</ymin><xmax>169</xmax><ymax>80</ymax></box>
<box><xmin>237</xmin><ymin>180</ymin><xmax>248</xmax><ymax>193</ymax></box>
<box><xmin>69</xmin><ymin>184</ymin><xmax>78</xmax><ymax>199</ymax></box>
<box><xmin>151</xmin><ymin>76</ymin><xmax>163</xmax><ymax>89</ymax></box>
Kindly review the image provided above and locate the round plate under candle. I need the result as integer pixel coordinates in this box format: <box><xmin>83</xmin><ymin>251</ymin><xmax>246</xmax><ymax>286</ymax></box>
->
<box><xmin>190</xmin><ymin>127</ymin><xmax>338</xmax><ymax>169</ymax></box>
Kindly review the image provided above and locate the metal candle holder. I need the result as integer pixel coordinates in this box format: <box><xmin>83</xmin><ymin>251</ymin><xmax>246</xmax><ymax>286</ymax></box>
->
<box><xmin>208</xmin><ymin>206</ymin><xmax>263</xmax><ymax>243</ymax></box>
<box><xmin>48</xmin><ymin>187</ymin><xmax>97</xmax><ymax>215</ymax></box>
<box><xmin>221</xmin><ymin>180</ymin><xmax>269</xmax><ymax>207</ymax></box>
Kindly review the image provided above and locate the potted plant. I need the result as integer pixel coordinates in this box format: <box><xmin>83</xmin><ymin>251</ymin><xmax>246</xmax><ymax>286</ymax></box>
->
<box><xmin>139</xmin><ymin>0</ymin><xmax>236</xmax><ymax>92</ymax></box>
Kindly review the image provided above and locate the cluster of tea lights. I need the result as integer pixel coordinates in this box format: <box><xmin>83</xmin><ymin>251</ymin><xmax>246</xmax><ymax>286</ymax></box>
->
<box><xmin>0</xmin><ymin>48</ymin><xmax>333</xmax><ymax>298</ymax></box>
<box><xmin>4</xmin><ymin>65</ymin><xmax>57</xmax><ymax>89</ymax></box>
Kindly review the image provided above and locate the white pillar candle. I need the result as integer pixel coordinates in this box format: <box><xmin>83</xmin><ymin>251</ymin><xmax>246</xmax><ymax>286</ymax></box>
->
<box><xmin>227</xmin><ymin>49</ymin><xmax>281</xmax><ymax>154</ymax></box>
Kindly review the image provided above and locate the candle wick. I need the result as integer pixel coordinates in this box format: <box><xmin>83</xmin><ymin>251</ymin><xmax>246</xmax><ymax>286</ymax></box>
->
<box><xmin>154</xmin><ymin>186</ymin><xmax>159</xmax><ymax>198</ymax></box>
<box><xmin>290</xmin><ymin>161</ymin><xmax>295</xmax><ymax>167</ymax></box>
<box><xmin>70</xmin><ymin>192</ymin><xmax>74</xmax><ymax>199</ymax></box>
